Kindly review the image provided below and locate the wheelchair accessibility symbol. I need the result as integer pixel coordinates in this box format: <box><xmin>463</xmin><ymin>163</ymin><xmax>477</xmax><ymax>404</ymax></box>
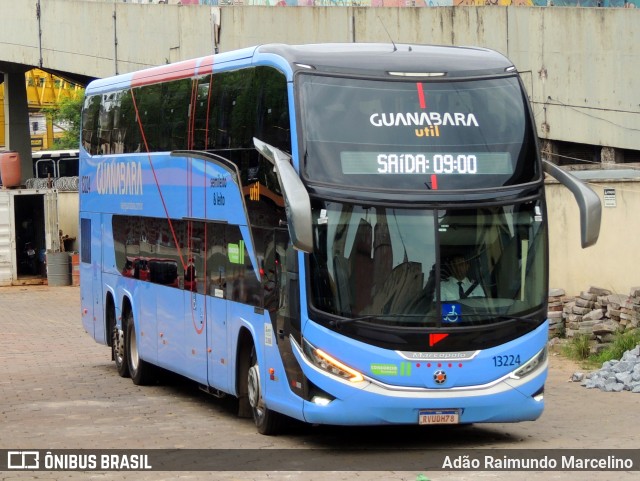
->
<box><xmin>442</xmin><ymin>303</ymin><xmax>462</xmax><ymax>323</ymax></box>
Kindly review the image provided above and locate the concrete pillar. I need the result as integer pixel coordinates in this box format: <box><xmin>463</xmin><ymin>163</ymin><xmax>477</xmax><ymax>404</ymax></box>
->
<box><xmin>540</xmin><ymin>140</ymin><xmax>559</xmax><ymax>164</ymax></box>
<box><xmin>601</xmin><ymin>146</ymin><xmax>623</xmax><ymax>165</ymax></box>
<box><xmin>2</xmin><ymin>66</ymin><xmax>32</xmax><ymax>184</ymax></box>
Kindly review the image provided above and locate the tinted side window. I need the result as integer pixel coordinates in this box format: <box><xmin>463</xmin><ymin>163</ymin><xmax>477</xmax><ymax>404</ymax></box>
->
<box><xmin>112</xmin><ymin>216</ymin><xmax>263</xmax><ymax>305</ymax></box>
<box><xmin>112</xmin><ymin>215</ymin><xmax>180</xmax><ymax>288</ymax></box>
<box><xmin>225</xmin><ymin>225</ymin><xmax>262</xmax><ymax>307</ymax></box>
<box><xmin>81</xmin><ymin>95</ymin><xmax>101</xmax><ymax>154</ymax></box>
<box><xmin>80</xmin><ymin>218</ymin><xmax>91</xmax><ymax>264</ymax></box>
<box><xmin>206</xmin><ymin>223</ymin><xmax>226</xmax><ymax>297</ymax></box>
<box><xmin>253</xmin><ymin>66</ymin><xmax>290</xmax><ymax>153</ymax></box>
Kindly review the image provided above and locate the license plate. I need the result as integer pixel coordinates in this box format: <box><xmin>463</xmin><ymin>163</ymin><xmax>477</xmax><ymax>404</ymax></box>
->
<box><xmin>419</xmin><ymin>409</ymin><xmax>460</xmax><ymax>425</ymax></box>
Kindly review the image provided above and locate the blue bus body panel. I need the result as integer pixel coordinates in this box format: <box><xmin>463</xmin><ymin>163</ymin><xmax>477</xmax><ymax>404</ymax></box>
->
<box><xmin>207</xmin><ymin>296</ymin><xmax>230</xmax><ymax>393</ymax></box>
<box><xmin>85</xmin><ymin>72</ymin><xmax>135</xmax><ymax>96</ymax></box>
<box><xmin>299</xmin><ymin>370</ymin><xmax>545</xmax><ymax>425</ymax></box>
<box><xmin>155</xmin><ymin>286</ymin><xmax>185</xmax><ymax>372</ymax></box>
<box><xmin>82</xmin><ymin>153</ymin><xmax>249</xmax><ymax>224</ymax></box>
<box><xmin>184</xmin><ymin>291</ymin><xmax>208</xmax><ymax>385</ymax></box>
<box><xmin>79</xmin><ymin>211</ymin><xmax>105</xmax><ymax>343</ymax></box>
<box><xmin>137</xmin><ymin>278</ymin><xmax>158</xmax><ymax>364</ymax></box>
<box><xmin>252</xmin><ymin>51</ymin><xmax>295</xmax><ymax>82</ymax></box>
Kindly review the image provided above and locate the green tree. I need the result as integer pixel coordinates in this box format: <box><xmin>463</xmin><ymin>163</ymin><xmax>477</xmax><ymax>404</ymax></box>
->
<box><xmin>42</xmin><ymin>93</ymin><xmax>84</xmax><ymax>149</ymax></box>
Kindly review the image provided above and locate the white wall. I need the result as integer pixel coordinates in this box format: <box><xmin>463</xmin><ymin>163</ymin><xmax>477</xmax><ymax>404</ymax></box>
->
<box><xmin>546</xmin><ymin>176</ymin><xmax>640</xmax><ymax>296</ymax></box>
<box><xmin>58</xmin><ymin>191</ymin><xmax>79</xmax><ymax>252</ymax></box>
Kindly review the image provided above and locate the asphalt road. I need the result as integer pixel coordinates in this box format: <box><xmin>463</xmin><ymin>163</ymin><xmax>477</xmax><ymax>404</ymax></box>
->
<box><xmin>1</xmin><ymin>285</ymin><xmax>638</xmax><ymax>481</ymax></box>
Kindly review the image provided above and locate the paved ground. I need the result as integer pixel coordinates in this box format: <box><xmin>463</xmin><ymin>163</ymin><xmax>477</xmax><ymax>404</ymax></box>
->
<box><xmin>0</xmin><ymin>285</ymin><xmax>639</xmax><ymax>481</ymax></box>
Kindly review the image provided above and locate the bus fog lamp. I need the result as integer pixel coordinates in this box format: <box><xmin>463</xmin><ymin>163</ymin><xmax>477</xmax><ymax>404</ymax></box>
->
<box><xmin>311</xmin><ymin>396</ymin><xmax>332</xmax><ymax>406</ymax></box>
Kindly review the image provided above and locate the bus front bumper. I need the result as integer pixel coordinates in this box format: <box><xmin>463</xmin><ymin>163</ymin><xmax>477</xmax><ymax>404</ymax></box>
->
<box><xmin>293</xmin><ymin>340</ymin><xmax>547</xmax><ymax>426</ymax></box>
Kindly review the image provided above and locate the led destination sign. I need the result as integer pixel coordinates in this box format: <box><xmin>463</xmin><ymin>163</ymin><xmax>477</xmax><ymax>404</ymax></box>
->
<box><xmin>341</xmin><ymin>152</ymin><xmax>512</xmax><ymax>176</ymax></box>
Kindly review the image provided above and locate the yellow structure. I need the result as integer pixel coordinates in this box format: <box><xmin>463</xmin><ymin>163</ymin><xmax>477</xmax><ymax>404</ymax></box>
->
<box><xmin>0</xmin><ymin>68</ymin><xmax>82</xmax><ymax>150</ymax></box>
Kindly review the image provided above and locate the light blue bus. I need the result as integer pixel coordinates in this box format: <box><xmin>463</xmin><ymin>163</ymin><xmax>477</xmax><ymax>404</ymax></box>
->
<box><xmin>79</xmin><ymin>43</ymin><xmax>600</xmax><ymax>434</ymax></box>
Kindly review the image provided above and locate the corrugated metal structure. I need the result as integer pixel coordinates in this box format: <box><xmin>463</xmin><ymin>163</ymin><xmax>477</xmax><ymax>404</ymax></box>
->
<box><xmin>0</xmin><ymin>192</ymin><xmax>13</xmax><ymax>284</ymax></box>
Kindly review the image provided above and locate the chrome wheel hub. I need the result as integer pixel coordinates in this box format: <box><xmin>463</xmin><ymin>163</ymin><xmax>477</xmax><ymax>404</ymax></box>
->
<box><xmin>113</xmin><ymin>328</ymin><xmax>125</xmax><ymax>363</ymax></box>
<box><xmin>248</xmin><ymin>365</ymin><xmax>260</xmax><ymax>409</ymax></box>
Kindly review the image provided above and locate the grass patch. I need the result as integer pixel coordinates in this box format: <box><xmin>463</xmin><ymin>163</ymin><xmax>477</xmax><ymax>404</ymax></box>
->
<box><xmin>562</xmin><ymin>334</ymin><xmax>592</xmax><ymax>361</ymax></box>
<box><xmin>561</xmin><ymin>329</ymin><xmax>640</xmax><ymax>368</ymax></box>
<box><xmin>593</xmin><ymin>329</ymin><xmax>640</xmax><ymax>364</ymax></box>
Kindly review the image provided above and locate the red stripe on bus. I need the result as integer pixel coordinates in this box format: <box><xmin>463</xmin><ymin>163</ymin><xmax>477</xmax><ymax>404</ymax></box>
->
<box><xmin>197</xmin><ymin>56</ymin><xmax>215</xmax><ymax>75</ymax></box>
<box><xmin>131</xmin><ymin>58</ymin><xmax>200</xmax><ymax>87</ymax></box>
<box><xmin>416</xmin><ymin>82</ymin><xmax>426</xmax><ymax>109</ymax></box>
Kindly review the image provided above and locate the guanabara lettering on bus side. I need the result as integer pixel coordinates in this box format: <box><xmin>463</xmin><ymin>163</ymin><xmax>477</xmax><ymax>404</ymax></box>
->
<box><xmin>369</xmin><ymin>112</ymin><xmax>479</xmax><ymax>127</ymax></box>
<box><xmin>95</xmin><ymin>160</ymin><xmax>144</xmax><ymax>196</ymax></box>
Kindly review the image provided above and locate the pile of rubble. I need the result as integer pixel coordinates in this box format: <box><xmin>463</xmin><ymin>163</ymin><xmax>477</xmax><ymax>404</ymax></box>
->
<box><xmin>572</xmin><ymin>346</ymin><xmax>640</xmax><ymax>393</ymax></box>
<box><xmin>547</xmin><ymin>288</ymin><xmax>566</xmax><ymax>338</ymax></box>
<box><xmin>547</xmin><ymin>286</ymin><xmax>640</xmax><ymax>351</ymax></box>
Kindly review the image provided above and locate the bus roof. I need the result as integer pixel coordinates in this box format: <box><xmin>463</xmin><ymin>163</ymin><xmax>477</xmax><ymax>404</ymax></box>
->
<box><xmin>257</xmin><ymin>43</ymin><xmax>515</xmax><ymax>78</ymax></box>
<box><xmin>85</xmin><ymin>43</ymin><xmax>515</xmax><ymax>95</ymax></box>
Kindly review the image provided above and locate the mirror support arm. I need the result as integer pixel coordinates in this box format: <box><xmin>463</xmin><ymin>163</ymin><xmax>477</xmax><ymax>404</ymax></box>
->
<box><xmin>543</xmin><ymin>160</ymin><xmax>601</xmax><ymax>248</ymax></box>
<box><xmin>254</xmin><ymin>138</ymin><xmax>313</xmax><ymax>253</ymax></box>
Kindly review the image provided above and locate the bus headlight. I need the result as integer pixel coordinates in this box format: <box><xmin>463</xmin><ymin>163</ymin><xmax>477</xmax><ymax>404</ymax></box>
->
<box><xmin>302</xmin><ymin>339</ymin><xmax>364</xmax><ymax>383</ymax></box>
<box><xmin>513</xmin><ymin>347</ymin><xmax>547</xmax><ymax>380</ymax></box>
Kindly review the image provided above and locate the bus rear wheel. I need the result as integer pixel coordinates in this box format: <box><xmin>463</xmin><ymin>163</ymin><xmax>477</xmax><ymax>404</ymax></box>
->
<box><xmin>246</xmin><ymin>345</ymin><xmax>282</xmax><ymax>435</ymax></box>
<box><xmin>113</xmin><ymin>325</ymin><xmax>129</xmax><ymax>378</ymax></box>
<box><xmin>125</xmin><ymin>311</ymin><xmax>154</xmax><ymax>386</ymax></box>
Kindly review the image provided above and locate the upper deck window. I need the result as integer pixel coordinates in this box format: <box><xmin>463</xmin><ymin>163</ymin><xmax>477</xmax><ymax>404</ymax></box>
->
<box><xmin>81</xmin><ymin>67</ymin><xmax>290</xmax><ymax>156</ymax></box>
<box><xmin>298</xmin><ymin>74</ymin><xmax>538</xmax><ymax>191</ymax></box>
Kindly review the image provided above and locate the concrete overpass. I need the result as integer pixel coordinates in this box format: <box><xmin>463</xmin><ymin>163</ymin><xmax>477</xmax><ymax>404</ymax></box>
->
<box><xmin>2</xmin><ymin>1</ymin><xmax>639</xmax><ymax>183</ymax></box>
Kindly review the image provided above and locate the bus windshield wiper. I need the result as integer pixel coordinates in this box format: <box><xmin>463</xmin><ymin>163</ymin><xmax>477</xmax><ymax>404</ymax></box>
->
<box><xmin>495</xmin><ymin>315</ymin><xmax>539</xmax><ymax>324</ymax></box>
<box><xmin>330</xmin><ymin>314</ymin><xmax>431</xmax><ymax>327</ymax></box>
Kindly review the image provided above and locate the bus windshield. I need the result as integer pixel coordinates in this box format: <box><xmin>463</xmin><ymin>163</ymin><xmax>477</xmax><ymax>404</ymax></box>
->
<box><xmin>298</xmin><ymin>74</ymin><xmax>538</xmax><ymax>191</ymax></box>
<box><xmin>309</xmin><ymin>199</ymin><xmax>547</xmax><ymax>328</ymax></box>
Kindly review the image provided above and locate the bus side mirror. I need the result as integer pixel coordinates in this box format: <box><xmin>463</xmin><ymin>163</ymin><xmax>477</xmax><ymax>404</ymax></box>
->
<box><xmin>254</xmin><ymin>138</ymin><xmax>313</xmax><ymax>253</ymax></box>
<box><xmin>543</xmin><ymin>160</ymin><xmax>601</xmax><ymax>248</ymax></box>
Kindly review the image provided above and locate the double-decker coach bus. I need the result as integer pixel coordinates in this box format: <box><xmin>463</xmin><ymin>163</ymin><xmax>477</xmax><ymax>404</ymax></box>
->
<box><xmin>79</xmin><ymin>43</ymin><xmax>600</xmax><ymax>434</ymax></box>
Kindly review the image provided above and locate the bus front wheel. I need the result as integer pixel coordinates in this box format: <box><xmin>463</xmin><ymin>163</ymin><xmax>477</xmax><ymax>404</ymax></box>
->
<box><xmin>246</xmin><ymin>345</ymin><xmax>282</xmax><ymax>435</ymax></box>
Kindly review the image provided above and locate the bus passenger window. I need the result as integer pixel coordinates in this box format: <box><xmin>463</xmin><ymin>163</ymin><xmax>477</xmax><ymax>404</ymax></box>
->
<box><xmin>206</xmin><ymin>223</ymin><xmax>226</xmax><ymax>297</ymax></box>
<box><xmin>225</xmin><ymin>225</ymin><xmax>262</xmax><ymax>307</ymax></box>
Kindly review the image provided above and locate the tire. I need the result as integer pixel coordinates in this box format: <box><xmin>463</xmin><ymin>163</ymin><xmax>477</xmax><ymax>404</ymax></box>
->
<box><xmin>246</xmin><ymin>345</ymin><xmax>283</xmax><ymax>435</ymax></box>
<box><xmin>125</xmin><ymin>311</ymin><xmax>154</xmax><ymax>386</ymax></box>
<box><xmin>113</xmin><ymin>323</ymin><xmax>129</xmax><ymax>378</ymax></box>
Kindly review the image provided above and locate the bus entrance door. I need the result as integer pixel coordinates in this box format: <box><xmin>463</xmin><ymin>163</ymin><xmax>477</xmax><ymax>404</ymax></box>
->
<box><xmin>204</xmin><ymin>222</ymin><xmax>230</xmax><ymax>393</ymax></box>
<box><xmin>207</xmin><ymin>295</ymin><xmax>230</xmax><ymax>393</ymax></box>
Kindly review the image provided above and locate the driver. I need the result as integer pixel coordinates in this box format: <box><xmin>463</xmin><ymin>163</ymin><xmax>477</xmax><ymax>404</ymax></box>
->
<box><xmin>440</xmin><ymin>255</ymin><xmax>485</xmax><ymax>301</ymax></box>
